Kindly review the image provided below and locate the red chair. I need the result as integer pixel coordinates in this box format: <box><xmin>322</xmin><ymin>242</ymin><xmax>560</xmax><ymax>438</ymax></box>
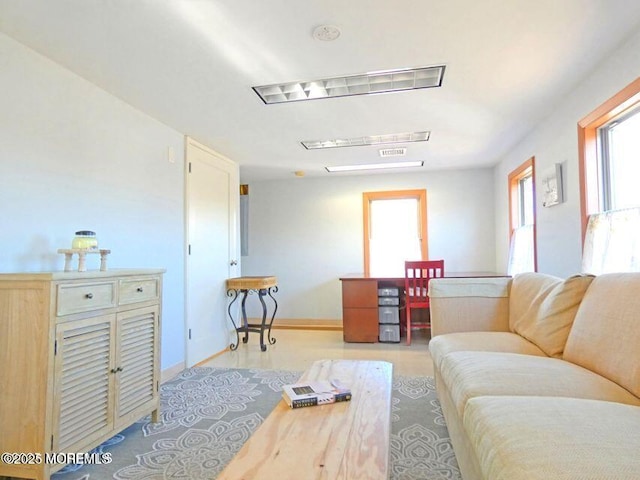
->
<box><xmin>404</xmin><ymin>260</ymin><xmax>444</xmax><ymax>345</ymax></box>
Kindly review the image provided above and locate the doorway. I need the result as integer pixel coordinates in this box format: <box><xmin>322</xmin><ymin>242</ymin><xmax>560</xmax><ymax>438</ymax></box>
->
<box><xmin>185</xmin><ymin>137</ymin><xmax>240</xmax><ymax>366</ymax></box>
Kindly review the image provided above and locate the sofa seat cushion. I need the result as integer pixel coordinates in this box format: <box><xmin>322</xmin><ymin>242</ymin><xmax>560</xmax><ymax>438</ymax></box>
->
<box><xmin>440</xmin><ymin>351</ymin><xmax>640</xmax><ymax>417</ymax></box>
<box><xmin>464</xmin><ymin>396</ymin><xmax>640</xmax><ymax>480</ymax></box>
<box><xmin>429</xmin><ymin>332</ymin><xmax>546</xmax><ymax>369</ymax></box>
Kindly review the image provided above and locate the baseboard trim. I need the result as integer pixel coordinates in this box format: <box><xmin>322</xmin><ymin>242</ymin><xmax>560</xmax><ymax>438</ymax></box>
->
<box><xmin>161</xmin><ymin>321</ymin><xmax>343</xmax><ymax>382</ymax></box>
<box><xmin>271</xmin><ymin>318</ymin><xmax>343</xmax><ymax>331</ymax></box>
<box><xmin>161</xmin><ymin>361</ymin><xmax>185</xmax><ymax>384</ymax></box>
<box><xmin>194</xmin><ymin>347</ymin><xmax>230</xmax><ymax>367</ymax></box>
<box><xmin>162</xmin><ymin>347</ymin><xmax>232</xmax><ymax>382</ymax></box>
<box><xmin>271</xmin><ymin>324</ymin><xmax>343</xmax><ymax>331</ymax></box>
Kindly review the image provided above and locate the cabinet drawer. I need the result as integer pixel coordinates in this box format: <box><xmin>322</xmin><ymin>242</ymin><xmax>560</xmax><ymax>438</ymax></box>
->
<box><xmin>379</xmin><ymin>324</ymin><xmax>400</xmax><ymax>343</ymax></box>
<box><xmin>378</xmin><ymin>287</ymin><xmax>399</xmax><ymax>297</ymax></box>
<box><xmin>378</xmin><ymin>296</ymin><xmax>399</xmax><ymax>306</ymax></box>
<box><xmin>379</xmin><ymin>306</ymin><xmax>400</xmax><ymax>324</ymax></box>
<box><xmin>57</xmin><ymin>281</ymin><xmax>116</xmax><ymax>316</ymax></box>
<box><xmin>119</xmin><ymin>277</ymin><xmax>160</xmax><ymax>305</ymax></box>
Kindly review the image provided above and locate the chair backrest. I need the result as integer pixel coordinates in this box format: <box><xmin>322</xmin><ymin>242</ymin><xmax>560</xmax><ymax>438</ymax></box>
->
<box><xmin>405</xmin><ymin>260</ymin><xmax>445</xmax><ymax>305</ymax></box>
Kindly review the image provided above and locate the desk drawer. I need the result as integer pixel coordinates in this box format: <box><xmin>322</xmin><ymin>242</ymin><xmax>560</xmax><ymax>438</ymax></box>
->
<box><xmin>343</xmin><ymin>308</ymin><xmax>378</xmax><ymax>343</ymax></box>
<box><xmin>119</xmin><ymin>277</ymin><xmax>160</xmax><ymax>305</ymax></box>
<box><xmin>57</xmin><ymin>281</ymin><xmax>116</xmax><ymax>316</ymax></box>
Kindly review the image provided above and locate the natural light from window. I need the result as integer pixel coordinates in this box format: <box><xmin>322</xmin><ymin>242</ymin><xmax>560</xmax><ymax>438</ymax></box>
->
<box><xmin>581</xmin><ymin>84</ymin><xmax>640</xmax><ymax>275</ymax></box>
<box><xmin>507</xmin><ymin>158</ymin><xmax>536</xmax><ymax>275</ymax></box>
<box><xmin>369</xmin><ymin>198</ymin><xmax>422</xmax><ymax>277</ymax></box>
<box><xmin>519</xmin><ymin>175</ymin><xmax>534</xmax><ymax>227</ymax></box>
<box><xmin>603</xmin><ymin>108</ymin><xmax>640</xmax><ymax>210</ymax></box>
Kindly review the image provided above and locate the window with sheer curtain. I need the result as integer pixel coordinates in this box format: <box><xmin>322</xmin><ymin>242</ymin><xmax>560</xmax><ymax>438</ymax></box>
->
<box><xmin>507</xmin><ymin>158</ymin><xmax>536</xmax><ymax>276</ymax></box>
<box><xmin>582</xmin><ymin>207</ymin><xmax>640</xmax><ymax>274</ymax></box>
<box><xmin>579</xmin><ymin>78</ymin><xmax>640</xmax><ymax>274</ymax></box>
<box><xmin>363</xmin><ymin>190</ymin><xmax>427</xmax><ymax>277</ymax></box>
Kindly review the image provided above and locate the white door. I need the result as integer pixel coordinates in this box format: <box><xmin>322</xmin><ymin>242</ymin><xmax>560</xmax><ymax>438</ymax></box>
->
<box><xmin>185</xmin><ymin>137</ymin><xmax>239</xmax><ymax>366</ymax></box>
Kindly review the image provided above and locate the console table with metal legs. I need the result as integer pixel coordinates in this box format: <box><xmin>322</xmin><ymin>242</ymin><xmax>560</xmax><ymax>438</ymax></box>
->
<box><xmin>226</xmin><ymin>276</ymin><xmax>278</xmax><ymax>352</ymax></box>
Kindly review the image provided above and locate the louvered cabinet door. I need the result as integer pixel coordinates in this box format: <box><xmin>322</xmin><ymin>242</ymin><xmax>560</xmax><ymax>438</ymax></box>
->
<box><xmin>114</xmin><ymin>305</ymin><xmax>159</xmax><ymax>429</ymax></box>
<box><xmin>53</xmin><ymin>315</ymin><xmax>116</xmax><ymax>453</ymax></box>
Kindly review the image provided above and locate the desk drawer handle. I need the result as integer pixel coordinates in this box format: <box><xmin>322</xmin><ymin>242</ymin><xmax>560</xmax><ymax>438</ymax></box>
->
<box><xmin>137</xmin><ymin>287</ymin><xmax>144</xmax><ymax>292</ymax></box>
<box><xmin>85</xmin><ymin>293</ymin><xmax>94</xmax><ymax>299</ymax></box>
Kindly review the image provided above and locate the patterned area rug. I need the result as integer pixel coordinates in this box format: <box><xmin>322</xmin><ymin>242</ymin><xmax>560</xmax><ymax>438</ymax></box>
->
<box><xmin>51</xmin><ymin>367</ymin><xmax>461</xmax><ymax>480</ymax></box>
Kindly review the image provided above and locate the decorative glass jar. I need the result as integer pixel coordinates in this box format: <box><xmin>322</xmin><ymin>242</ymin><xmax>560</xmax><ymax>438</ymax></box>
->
<box><xmin>72</xmin><ymin>230</ymin><xmax>98</xmax><ymax>250</ymax></box>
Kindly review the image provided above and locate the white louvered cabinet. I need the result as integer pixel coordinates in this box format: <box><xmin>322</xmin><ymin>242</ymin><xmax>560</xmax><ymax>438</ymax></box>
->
<box><xmin>0</xmin><ymin>269</ymin><xmax>163</xmax><ymax>480</ymax></box>
<box><xmin>53</xmin><ymin>314</ymin><xmax>116</xmax><ymax>454</ymax></box>
<box><xmin>114</xmin><ymin>305</ymin><xmax>159</xmax><ymax>429</ymax></box>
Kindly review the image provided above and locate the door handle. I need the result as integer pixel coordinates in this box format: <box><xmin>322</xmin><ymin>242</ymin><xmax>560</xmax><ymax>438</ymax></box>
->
<box><xmin>230</xmin><ymin>260</ymin><xmax>238</xmax><ymax>266</ymax></box>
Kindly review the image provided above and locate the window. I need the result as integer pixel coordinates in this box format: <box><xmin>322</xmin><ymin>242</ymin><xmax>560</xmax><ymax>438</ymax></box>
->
<box><xmin>578</xmin><ymin>78</ymin><xmax>640</xmax><ymax>236</ymax></box>
<box><xmin>579</xmin><ymin>77</ymin><xmax>640</xmax><ymax>274</ymax></box>
<box><xmin>363</xmin><ymin>190</ymin><xmax>427</xmax><ymax>277</ymax></box>
<box><xmin>507</xmin><ymin>158</ymin><xmax>536</xmax><ymax>275</ymax></box>
<box><xmin>596</xmin><ymin>106</ymin><xmax>640</xmax><ymax>211</ymax></box>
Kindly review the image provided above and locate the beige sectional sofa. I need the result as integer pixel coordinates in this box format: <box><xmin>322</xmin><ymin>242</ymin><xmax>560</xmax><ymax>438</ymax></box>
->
<box><xmin>428</xmin><ymin>272</ymin><xmax>640</xmax><ymax>480</ymax></box>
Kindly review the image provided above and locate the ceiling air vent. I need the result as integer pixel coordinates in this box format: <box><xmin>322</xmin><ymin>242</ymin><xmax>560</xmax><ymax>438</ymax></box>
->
<box><xmin>379</xmin><ymin>148</ymin><xmax>407</xmax><ymax>158</ymax></box>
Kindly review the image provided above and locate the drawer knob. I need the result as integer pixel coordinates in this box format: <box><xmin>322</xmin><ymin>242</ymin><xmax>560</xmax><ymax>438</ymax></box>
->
<box><xmin>85</xmin><ymin>293</ymin><xmax>94</xmax><ymax>299</ymax></box>
<box><xmin>137</xmin><ymin>287</ymin><xmax>144</xmax><ymax>292</ymax></box>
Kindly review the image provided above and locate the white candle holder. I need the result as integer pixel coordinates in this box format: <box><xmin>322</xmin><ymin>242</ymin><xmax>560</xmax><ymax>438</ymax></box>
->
<box><xmin>57</xmin><ymin>248</ymin><xmax>111</xmax><ymax>272</ymax></box>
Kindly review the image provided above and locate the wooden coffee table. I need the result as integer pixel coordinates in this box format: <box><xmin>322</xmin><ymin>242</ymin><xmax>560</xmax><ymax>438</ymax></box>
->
<box><xmin>218</xmin><ymin>359</ymin><xmax>394</xmax><ymax>479</ymax></box>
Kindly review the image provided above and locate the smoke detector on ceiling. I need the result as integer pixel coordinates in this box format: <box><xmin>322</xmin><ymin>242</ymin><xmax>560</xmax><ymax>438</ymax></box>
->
<box><xmin>312</xmin><ymin>25</ymin><xmax>341</xmax><ymax>41</ymax></box>
<box><xmin>379</xmin><ymin>147</ymin><xmax>407</xmax><ymax>158</ymax></box>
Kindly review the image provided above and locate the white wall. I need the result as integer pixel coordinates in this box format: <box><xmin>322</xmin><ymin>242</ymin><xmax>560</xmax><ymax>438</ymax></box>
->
<box><xmin>241</xmin><ymin>168</ymin><xmax>496</xmax><ymax>320</ymax></box>
<box><xmin>0</xmin><ymin>33</ymin><xmax>186</xmax><ymax>370</ymax></box>
<box><xmin>494</xmin><ymin>28</ymin><xmax>640</xmax><ymax>277</ymax></box>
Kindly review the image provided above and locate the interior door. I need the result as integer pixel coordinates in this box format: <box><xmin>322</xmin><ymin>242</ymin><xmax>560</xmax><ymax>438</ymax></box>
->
<box><xmin>185</xmin><ymin>137</ymin><xmax>239</xmax><ymax>366</ymax></box>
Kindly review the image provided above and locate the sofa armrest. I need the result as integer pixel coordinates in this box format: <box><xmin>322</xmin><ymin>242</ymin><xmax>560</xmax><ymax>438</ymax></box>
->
<box><xmin>429</xmin><ymin>277</ymin><xmax>512</xmax><ymax>337</ymax></box>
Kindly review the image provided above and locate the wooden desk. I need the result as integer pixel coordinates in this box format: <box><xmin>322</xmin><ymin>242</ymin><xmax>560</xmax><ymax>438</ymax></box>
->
<box><xmin>218</xmin><ymin>359</ymin><xmax>393</xmax><ymax>480</ymax></box>
<box><xmin>340</xmin><ymin>272</ymin><xmax>508</xmax><ymax>343</ymax></box>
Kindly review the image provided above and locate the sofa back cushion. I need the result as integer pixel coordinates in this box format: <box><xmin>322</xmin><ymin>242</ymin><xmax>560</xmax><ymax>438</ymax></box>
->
<box><xmin>509</xmin><ymin>273</ymin><xmax>595</xmax><ymax>358</ymax></box>
<box><xmin>564</xmin><ymin>273</ymin><xmax>640</xmax><ymax>398</ymax></box>
<box><xmin>429</xmin><ymin>277</ymin><xmax>512</xmax><ymax>336</ymax></box>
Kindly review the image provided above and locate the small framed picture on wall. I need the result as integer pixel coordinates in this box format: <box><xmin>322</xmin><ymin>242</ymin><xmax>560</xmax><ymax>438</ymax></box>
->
<box><xmin>542</xmin><ymin>163</ymin><xmax>563</xmax><ymax>207</ymax></box>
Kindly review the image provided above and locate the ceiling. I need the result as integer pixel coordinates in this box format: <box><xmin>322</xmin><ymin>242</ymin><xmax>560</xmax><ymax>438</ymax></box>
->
<box><xmin>1</xmin><ymin>1</ymin><xmax>640</xmax><ymax>182</ymax></box>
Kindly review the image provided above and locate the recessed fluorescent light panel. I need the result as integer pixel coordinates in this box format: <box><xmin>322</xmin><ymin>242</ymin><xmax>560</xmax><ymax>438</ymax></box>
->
<box><xmin>253</xmin><ymin>65</ymin><xmax>445</xmax><ymax>104</ymax></box>
<box><xmin>302</xmin><ymin>131</ymin><xmax>430</xmax><ymax>150</ymax></box>
<box><xmin>325</xmin><ymin>161</ymin><xmax>424</xmax><ymax>173</ymax></box>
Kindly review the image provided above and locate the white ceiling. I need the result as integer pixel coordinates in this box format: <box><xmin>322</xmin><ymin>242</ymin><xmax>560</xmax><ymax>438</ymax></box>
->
<box><xmin>2</xmin><ymin>1</ymin><xmax>640</xmax><ymax>182</ymax></box>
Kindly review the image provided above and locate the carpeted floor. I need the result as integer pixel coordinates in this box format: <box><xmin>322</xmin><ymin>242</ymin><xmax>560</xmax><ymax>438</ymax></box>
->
<box><xmin>51</xmin><ymin>367</ymin><xmax>461</xmax><ymax>480</ymax></box>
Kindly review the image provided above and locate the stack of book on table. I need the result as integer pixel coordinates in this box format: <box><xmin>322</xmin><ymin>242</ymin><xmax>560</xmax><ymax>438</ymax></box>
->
<box><xmin>282</xmin><ymin>379</ymin><xmax>352</xmax><ymax>409</ymax></box>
